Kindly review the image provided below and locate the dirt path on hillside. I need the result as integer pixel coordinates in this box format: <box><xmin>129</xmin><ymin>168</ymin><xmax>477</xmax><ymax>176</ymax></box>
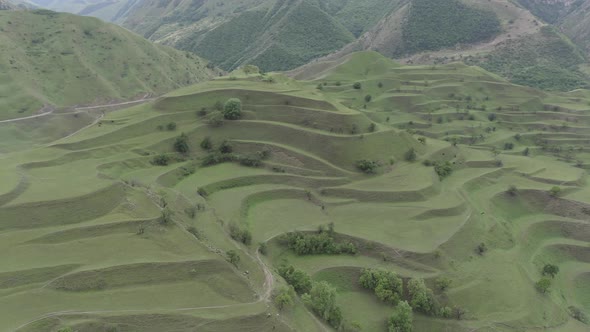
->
<box><xmin>0</xmin><ymin>97</ymin><xmax>155</xmax><ymax>124</ymax></box>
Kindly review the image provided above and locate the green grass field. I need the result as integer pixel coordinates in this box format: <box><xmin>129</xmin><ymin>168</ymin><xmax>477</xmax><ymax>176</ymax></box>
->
<box><xmin>1</xmin><ymin>51</ymin><xmax>589</xmax><ymax>331</ymax></box>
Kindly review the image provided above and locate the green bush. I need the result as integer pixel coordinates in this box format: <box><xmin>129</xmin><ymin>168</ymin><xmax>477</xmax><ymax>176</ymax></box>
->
<box><xmin>359</xmin><ymin>268</ymin><xmax>403</xmax><ymax>305</ymax></box>
<box><xmin>356</xmin><ymin>159</ymin><xmax>379</xmax><ymax>174</ymax></box>
<box><xmin>405</xmin><ymin>148</ymin><xmax>417</xmax><ymax>162</ymax></box>
<box><xmin>280</xmin><ymin>232</ymin><xmax>356</xmax><ymax>256</ymax></box>
<box><xmin>151</xmin><ymin>154</ymin><xmax>170</xmax><ymax>166</ymax></box>
<box><xmin>278</xmin><ymin>264</ymin><xmax>313</xmax><ymax>294</ymax></box>
<box><xmin>223</xmin><ymin>98</ymin><xmax>242</xmax><ymax>120</ymax></box>
<box><xmin>174</xmin><ymin>133</ymin><xmax>189</xmax><ymax>154</ymax></box>
<box><xmin>353</xmin><ymin>82</ymin><xmax>362</xmax><ymax>89</ymax></box>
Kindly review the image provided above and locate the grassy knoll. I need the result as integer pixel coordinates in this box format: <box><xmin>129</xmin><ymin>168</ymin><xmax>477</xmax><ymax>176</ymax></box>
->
<box><xmin>0</xmin><ymin>52</ymin><xmax>589</xmax><ymax>331</ymax></box>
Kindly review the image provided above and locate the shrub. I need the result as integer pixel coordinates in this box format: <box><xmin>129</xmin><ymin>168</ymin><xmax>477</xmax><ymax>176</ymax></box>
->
<box><xmin>281</xmin><ymin>232</ymin><xmax>356</xmax><ymax>256</ymax></box>
<box><xmin>488</xmin><ymin>113</ymin><xmax>497</xmax><ymax>122</ymax></box>
<box><xmin>365</xmin><ymin>95</ymin><xmax>372</xmax><ymax>102</ymax></box>
<box><xmin>568</xmin><ymin>306</ymin><xmax>588</xmax><ymax>324</ymax></box>
<box><xmin>167</xmin><ymin>122</ymin><xmax>177</xmax><ymax>131</ymax></box>
<box><xmin>208</xmin><ymin>113</ymin><xmax>224</xmax><ymax>127</ymax></box>
<box><xmin>151</xmin><ymin>154</ymin><xmax>170</xmax><ymax>166</ymax></box>
<box><xmin>226</xmin><ymin>250</ymin><xmax>240</xmax><ymax>267</ymax></box>
<box><xmin>542</xmin><ymin>264</ymin><xmax>559</xmax><ymax>278</ymax></box>
<box><xmin>356</xmin><ymin>160</ymin><xmax>379</xmax><ymax>174</ymax></box>
<box><xmin>536</xmin><ymin>277</ymin><xmax>551</xmax><ymax>294</ymax></box>
<box><xmin>504</xmin><ymin>142</ymin><xmax>514</xmax><ymax>150</ymax></box>
<box><xmin>368</xmin><ymin>123</ymin><xmax>377</xmax><ymax>132</ymax></box>
<box><xmin>549</xmin><ymin>186</ymin><xmax>561</xmax><ymax>197</ymax></box>
<box><xmin>258</xmin><ymin>242</ymin><xmax>268</xmax><ymax>255</ymax></box>
<box><xmin>274</xmin><ymin>286</ymin><xmax>295</xmax><ymax>310</ymax></box>
<box><xmin>229</xmin><ymin>223</ymin><xmax>252</xmax><ymax>245</ymax></box>
<box><xmin>219</xmin><ymin>140</ymin><xmax>233</xmax><ymax>154</ymax></box>
<box><xmin>507</xmin><ymin>185</ymin><xmax>518</xmax><ymax>196</ymax></box>
<box><xmin>477</xmin><ymin>242</ymin><xmax>487</xmax><ymax>255</ymax></box>
<box><xmin>159</xmin><ymin>208</ymin><xmax>173</xmax><ymax>225</ymax></box>
<box><xmin>433</xmin><ymin>161</ymin><xmax>453</xmax><ymax>179</ymax></box>
<box><xmin>378</xmin><ymin>82</ymin><xmax>384</xmax><ymax>88</ymax></box>
<box><xmin>174</xmin><ymin>133</ymin><xmax>189</xmax><ymax>154</ymax></box>
<box><xmin>200</xmin><ymin>137</ymin><xmax>213</xmax><ymax>150</ymax></box>
<box><xmin>435</xmin><ymin>277</ymin><xmax>452</xmax><ymax>291</ymax></box>
<box><xmin>214</xmin><ymin>101</ymin><xmax>224</xmax><ymax>111</ymax></box>
<box><xmin>405</xmin><ymin>148</ymin><xmax>417</xmax><ymax>162</ymax></box>
<box><xmin>353</xmin><ymin>82</ymin><xmax>362</xmax><ymax>89</ymax></box>
<box><xmin>223</xmin><ymin>98</ymin><xmax>242</xmax><ymax>120</ymax></box>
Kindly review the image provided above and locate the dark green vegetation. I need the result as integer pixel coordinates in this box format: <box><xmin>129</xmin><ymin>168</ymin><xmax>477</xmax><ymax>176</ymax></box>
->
<box><xmin>465</xmin><ymin>26</ymin><xmax>589</xmax><ymax>91</ymax></box>
<box><xmin>2</xmin><ymin>51</ymin><xmax>590</xmax><ymax>332</ymax></box>
<box><xmin>0</xmin><ymin>10</ymin><xmax>216</xmax><ymax>120</ymax></box>
<box><xmin>400</xmin><ymin>0</ymin><xmax>501</xmax><ymax>54</ymax></box>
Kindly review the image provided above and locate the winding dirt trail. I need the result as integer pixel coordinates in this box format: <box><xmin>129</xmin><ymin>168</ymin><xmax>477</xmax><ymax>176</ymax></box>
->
<box><xmin>0</xmin><ymin>97</ymin><xmax>156</xmax><ymax>124</ymax></box>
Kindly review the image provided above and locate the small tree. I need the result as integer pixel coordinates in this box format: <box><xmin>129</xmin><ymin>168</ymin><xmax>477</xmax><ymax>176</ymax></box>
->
<box><xmin>200</xmin><ymin>137</ymin><xmax>213</xmax><ymax>150</ymax></box>
<box><xmin>258</xmin><ymin>242</ymin><xmax>268</xmax><ymax>255</ymax></box>
<box><xmin>353</xmin><ymin>82</ymin><xmax>362</xmax><ymax>89</ymax></box>
<box><xmin>226</xmin><ymin>250</ymin><xmax>240</xmax><ymax>267</ymax></box>
<box><xmin>274</xmin><ymin>286</ymin><xmax>295</xmax><ymax>310</ymax></box>
<box><xmin>477</xmin><ymin>242</ymin><xmax>487</xmax><ymax>255</ymax></box>
<box><xmin>159</xmin><ymin>207</ymin><xmax>173</xmax><ymax>225</ymax></box>
<box><xmin>167</xmin><ymin>122</ymin><xmax>177</xmax><ymax>131</ymax></box>
<box><xmin>435</xmin><ymin>277</ymin><xmax>452</xmax><ymax>291</ymax></box>
<box><xmin>536</xmin><ymin>277</ymin><xmax>551</xmax><ymax>294</ymax></box>
<box><xmin>223</xmin><ymin>98</ymin><xmax>242</xmax><ymax>120</ymax></box>
<box><xmin>174</xmin><ymin>133</ymin><xmax>189</xmax><ymax>154</ymax></box>
<box><xmin>549</xmin><ymin>186</ymin><xmax>561</xmax><ymax>197</ymax></box>
<box><xmin>304</xmin><ymin>281</ymin><xmax>343</xmax><ymax>329</ymax></box>
<box><xmin>152</xmin><ymin>154</ymin><xmax>170</xmax><ymax>166</ymax></box>
<box><xmin>507</xmin><ymin>185</ymin><xmax>518</xmax><ymax>196</ymax></box>
<box><xmin>523</xmin><ymin>147</ymin><xmax>530</xmax><ymax>156</ymax></box>
<box><xmin>388</xmin><ymin>301</ymin><xmax>413</xmax><ymax>332</ymax></box>
<box><xmin>542</xmin><ymin>264</ymin><xmax>559</xmax><ymax>278</ymax></box>
<box><xmin>219</xmin><ymin>140</ymin><xmax>233</xmax><ymax>154</ymax></box>
<box><xmin>405</xmin><ymin>148</ymin><xmax>417</xmax><ymax>162</ymax></box>
<box><xmin>356</xmin><ymin>160</ymin><xmax>379</xmax><ymax>174</ymax></box>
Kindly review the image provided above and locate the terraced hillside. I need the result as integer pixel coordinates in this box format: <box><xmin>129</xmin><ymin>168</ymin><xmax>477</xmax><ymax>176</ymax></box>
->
<box><xmin>2</xmin><ymin>52</ymin><xmax>590</xmax><ymax>331</ymax></box>
<box><xmin>0</xmin><ymin>10</ymin><xmax>217</xmax><ymax>121</ymax></box>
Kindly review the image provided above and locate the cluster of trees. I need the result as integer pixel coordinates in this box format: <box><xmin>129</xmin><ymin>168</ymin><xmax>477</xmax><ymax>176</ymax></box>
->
<box><xmin>536</xmin><ymin>263</ymin><xmax>560</xmax><ymax>294</ymax></box>
<box><xmin>302</xmin><ymin>281</ymin><xmax>343</xmax><ymax>329</ymax></box>
<box><xmin>280</xmin><ymin>231</ymin><xmax>357</xmax><ymax>256</ymax></box>
<box><xmin>277</xmin><ymin>264</ymin><xmax>343</xmax><ymax>328</ymax></box>
<box><xmin>229</xmin><ymin>223</ymin><xmax>252</xmax><ymax>245</ymax></box>
<box><xmin>360</xmin><ymin>269</ymin><xmax>462</xmax><ymax>324</ymax></box>
<box><xmin>433</xmin><ymin>161</ymin><xmax>453</xmax><ymax>180</ymax></box>
<box><xmin>360</xmin><ymin>268</ymin><xmax>403</xmax><ymax>304</ymax></box>
<box><xmin>422</xmin><ymin>160</ymin><xmax>453</xmax><ymax>179</ymax></box>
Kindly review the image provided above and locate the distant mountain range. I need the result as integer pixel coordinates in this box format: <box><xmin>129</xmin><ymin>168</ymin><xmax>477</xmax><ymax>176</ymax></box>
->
<box><xmin>15</xmin><ymin>0</ymin><xmax>590</xmax><ymax>91</ymax></box>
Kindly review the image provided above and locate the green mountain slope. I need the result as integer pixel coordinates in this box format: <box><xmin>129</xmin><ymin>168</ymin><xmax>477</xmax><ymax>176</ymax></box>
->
<box><xmin>0</xmin><ymin>9</ymin><xmax>216</xmax><ymax>120</ymax></box>
<box><xmin>117</xmin><ymin>0</ymin><xmax>357</xmax><ymax>72</ymax></box>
